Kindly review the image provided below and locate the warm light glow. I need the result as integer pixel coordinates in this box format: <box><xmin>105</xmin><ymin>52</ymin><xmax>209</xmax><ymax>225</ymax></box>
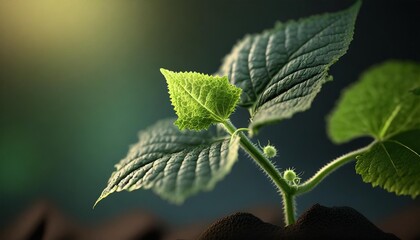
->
<box><xmin>0</xmin><ymin>0</ymin><xmax>152</xmax><ymax>78</ymax></box>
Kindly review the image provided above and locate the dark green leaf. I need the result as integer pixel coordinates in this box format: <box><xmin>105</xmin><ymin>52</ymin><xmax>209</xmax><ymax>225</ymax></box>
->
<box><xmin>218</xmin><ymin>1</ymin><xmax>360</xmax><ymax>132</ymax></box>
<box><xmin>95</xmin><ymin>119</ymin><xmax>239</xmax><ymax>206</ymax></box>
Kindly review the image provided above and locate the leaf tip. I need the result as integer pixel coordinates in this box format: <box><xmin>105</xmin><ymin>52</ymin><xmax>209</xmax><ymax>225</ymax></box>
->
<box><xmin>354</xmin><ymin>0</ymin><xmax>362</xmax><ymax>8</ymax></box>
<box><xmin>92</xmin><ymin>196</ymin><xmax>102</xmax><ymax>209</ymax></box>
<box><xmin>160</xmin><ymin>68</ymin><xmax>173</xmax><ymax>79</ymax></box>
<box><xmin>349</xmin><ymin>0</ymin><xmax>362</xmax><ymax>14</ymax></box>
<box><xmin>92</xmin><ymin>189</ymin><xmax>111</xmax><ymax>209</ymax></box>
<box><xmin>159</xmin><ymin>67</ymin><xmax>169</xmax><ymax>74</ymax></box>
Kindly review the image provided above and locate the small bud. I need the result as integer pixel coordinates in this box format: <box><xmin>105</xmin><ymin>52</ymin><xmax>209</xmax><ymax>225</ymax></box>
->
<box><xmin>283</xmin><ymin>169</ymin><xmax>297</xmax><ymax>182</ymax></box>
<box><xmin>263</xmin><ymin>145</ymin><xmax>277</xmax><ymax>158</ymax></box>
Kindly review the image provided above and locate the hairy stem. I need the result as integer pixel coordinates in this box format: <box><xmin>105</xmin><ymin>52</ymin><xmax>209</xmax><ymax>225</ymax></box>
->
<box><xmin>222</xmin><ymin>120</ymin><xmax>372</xmax><ymax>226</ymax></box>
<box><xmin>296</xmin><ymin>144</ymin><xmax>372</xmax><ymax>195</ymax></box>
<box><xmin>222</xmin><ymin>120</ymin><xmax>295</xmax><ymax>225</ymax></box>
<box><xmin>283</xmin><ymin>193</ymin><xmax>296</xmax><ymax>225</ymax></box>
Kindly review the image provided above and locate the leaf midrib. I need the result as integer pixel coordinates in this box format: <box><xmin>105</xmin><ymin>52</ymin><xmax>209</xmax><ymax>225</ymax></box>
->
<box><xmin>379</xmin><ymin>104</ymin><xmax>402</xmax><ymax>140</ymax></box>
<box><xmin>175</xmin><ymin>80</ymin><xmax>225</xmax><ymax>122</ymax></box>
<box><xmin>251</xmin><ymin>16</ymin><xmax>342</xmax><ymax>113</ymax></box>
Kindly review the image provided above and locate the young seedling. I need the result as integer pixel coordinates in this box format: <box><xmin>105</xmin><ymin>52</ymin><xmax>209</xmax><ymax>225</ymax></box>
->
<box><xmin>95</xmin><ymin>1</ymin><xmax>420</xmax><ymax>226</ymax></box>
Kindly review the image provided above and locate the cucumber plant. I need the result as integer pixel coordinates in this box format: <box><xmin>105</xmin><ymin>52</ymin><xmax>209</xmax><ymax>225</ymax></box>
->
<box><xmin>95</xmin><ymin>1</ymin><xmax>420</xmax><ymax>225</ymax></box>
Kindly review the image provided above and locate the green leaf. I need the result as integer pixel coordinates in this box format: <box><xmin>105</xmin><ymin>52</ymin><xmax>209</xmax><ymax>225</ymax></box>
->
<box><xmin>218</xmin><ymin>1</ymin><xmax>360</xmax><ymax>132</ymax></box>
<box><xmin>328</xmin><ymin>61</ymin><xmax>420</xmax><ymax>143</ymax></box>
<box><xmin>161</xmin><ymin>69</ymin><xmax>242</xmax><ymax>131</ymax></box>
<box><xmin>356</xmin><ymin>130</ymin><xmax>420</xmax><ymax>198</ymax></box>
<box><xmin>95</xmin><ymin>119</ymin><xmax>240</xmax><ymax>206</ymax></box>
<box><xmin>328</xmin><ymin>61</ymin><xmax>420</xmax><ymax>197</ymax></box>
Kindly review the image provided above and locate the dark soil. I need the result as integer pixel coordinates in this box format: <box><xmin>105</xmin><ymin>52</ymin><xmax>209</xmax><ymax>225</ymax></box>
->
<box><xmin>199</xmin><ymin>204</ymin><xmax>399</xmax><ymax>240</ymax></box>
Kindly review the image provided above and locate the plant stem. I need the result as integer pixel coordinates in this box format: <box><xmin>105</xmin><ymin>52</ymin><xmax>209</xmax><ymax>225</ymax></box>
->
<box><xmin>222</xmin><ymin>120</ymin><xmax>296</xmax><ymax>225</ymax></box>
<box><xmin>283</xmin><ymin>193</ymin><xmax>296</xmax><ymax>225</ymax></box>
<box><xmin>223</xmin><ymin>120</ymin><xmax>291</xmax><ymax>193</ymax></box>
<box><xmin>296</xmin><ymin>144</ymin><xmax>372</xmax><ymax>195</ymax></box>
<box><xmin>222</xmin><ymin>120</ymin><xmax>371</xmax><ymax>226</ymax></box>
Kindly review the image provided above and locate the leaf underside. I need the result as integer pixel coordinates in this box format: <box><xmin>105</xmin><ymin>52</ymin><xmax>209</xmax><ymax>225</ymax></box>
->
<box><xmin>95</xmin><ymin>119</ymin><xmax>240</xmax><ymax>206</ymax></box>
<box><xmin>218</xmin><ymin>1</ymin><xmax>360</xmax><ymax>132</ymax></box>
<box><xmin>161</xmin><ymin>69</ymin><xmax>241</xmax><ymax>131</ymax></box>
<box><xmin>328</xmin><ymin>61</ymin><xmax>420</xmax><ymax>197</ymax></box>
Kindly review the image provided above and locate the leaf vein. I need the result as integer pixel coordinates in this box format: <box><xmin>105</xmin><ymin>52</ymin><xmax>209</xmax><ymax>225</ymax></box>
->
<box><xmin>385</xmin><ymin>139</ymin><xmax>420</xmax><ymax>158</ymax></box>
<box><xmin>379</xmin><ymin>142</ymin><xmax>399</xmax><ymax>175</ymax></box>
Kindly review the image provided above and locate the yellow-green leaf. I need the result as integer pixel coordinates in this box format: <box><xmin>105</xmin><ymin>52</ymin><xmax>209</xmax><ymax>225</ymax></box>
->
<box><xmin>161</xmin><ymin>69</ymin><xmax>241</xmax><ymax>131</ymax></box>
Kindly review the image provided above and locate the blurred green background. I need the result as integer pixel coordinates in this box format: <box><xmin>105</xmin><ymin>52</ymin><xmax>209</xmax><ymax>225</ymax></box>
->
<box><xmin>1</xmin><ymin>0</ymin><xmax>419</xmax><ymax>227</ymax></box>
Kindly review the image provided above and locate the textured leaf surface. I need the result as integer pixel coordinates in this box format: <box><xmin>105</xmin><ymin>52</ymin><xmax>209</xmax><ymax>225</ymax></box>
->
<box><xmin>356</xmin><ymin>130</ymin><xmax>420</xmax><ymax>198</ymax></box>
<box><xmin>95</xmin><ymin>119</ymin><xmax>239</xmax><ymax>206</ymax></box>
<box><xmin>329</xmin><ymin>61</ymin><xmax>420</xmax><ymax>197</ymax></box>
<box><xmin>218</xmin><ymin>1</ymin><xmax>360</xmax><ymax>132</ymax></box>
<box><xmin>161</xmin><ymin>69</ymin><xmax>241</xmax><ymax>131</ymax></box>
